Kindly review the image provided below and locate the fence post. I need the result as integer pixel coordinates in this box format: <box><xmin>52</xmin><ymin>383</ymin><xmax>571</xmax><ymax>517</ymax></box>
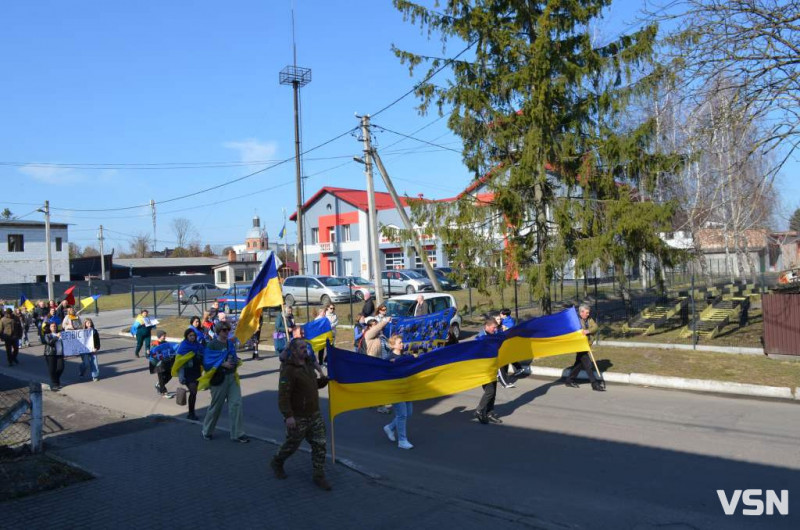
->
<box><xmin>513</xmin><ymin>279</ymin><xmax>518</xmax><ymax>320</ymax></box>
<box><xmin>467</xmin><ymin>280</ymin><xmax>473</xmax><ymax>316</ymax></box>
<box><xmin>349</xmin><ymin>294</ymin><xmax>354</xmax><ymax>325</ymax></box>
<box><xmin>152</xmin><ymin>284</ymin><xmax>157</xmax><ymax>318</ymax></box>
<box><xmin>691</xmin><ymin>265</ymin><xmax>696</xmax><ymax>350</ymax></box>
<box><xmin>177</xmin><ymin>284</ymin><xmax>183</xmax><ymax>317</ymax></box>
<box><xmin>575</xmin><ymin>275</ymin><xmax>579</xmax><ymax>301</ymax></box>
<box><xmin>305</xmin><ymin>283</ymin><xmax>310</xmax><ymax>322</ymax></box>
<box><xmin>29</xmin><ymin>381</ymin><xmax>43</xmax><ymax>454</ymax></box>
<box><xmin>130</xmin><ymin>283</ymin><xmax>136</xmax><ymax>318</ymax></box>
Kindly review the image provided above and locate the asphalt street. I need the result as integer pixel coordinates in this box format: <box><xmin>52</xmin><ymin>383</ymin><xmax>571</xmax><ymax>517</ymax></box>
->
<box><xmin>3</xmin><ymin>322</ymin><xmax>799</xmax><ymax>529</ymax></box>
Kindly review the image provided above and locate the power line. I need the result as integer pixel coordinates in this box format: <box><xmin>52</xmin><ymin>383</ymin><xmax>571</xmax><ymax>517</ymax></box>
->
<box><xmin>373</xmin><ymin>123</ymin><xmax>462</xmax><ymax>153</ymax></box>
<box><xmin>47</xmin><ymin>126</ymin><xmax>358</xmax><ymax>213</ymax></box>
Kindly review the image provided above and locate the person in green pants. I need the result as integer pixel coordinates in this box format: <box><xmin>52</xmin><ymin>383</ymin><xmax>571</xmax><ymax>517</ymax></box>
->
<box><xmin>201</xmin><ymin>322</ymin><xmax>249</xmax><ymax>443</ymax></box>
<box><xmin>132</xmin><ymin>309</ymin><xmax>155</xmax><ymax>358</ymax></box>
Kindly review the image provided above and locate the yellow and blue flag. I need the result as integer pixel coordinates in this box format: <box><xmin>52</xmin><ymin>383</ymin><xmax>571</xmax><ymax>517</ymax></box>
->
<box><xmin>234</xmin><ymin>253</ymin><xmax>283</xmax><ymax>344</ymax></box>
<box><xmin>80</xmin><ymin>295</ymin><xmax>100</xmax><ymax>309</ymax></box>
<box><xmin>327</xmin><ymin>307</ymin><xmax>588</xmax><ymax>418</ymax></box>
<box><xmin>498</xmin><ymin>307</ymin><xmax>590</xmax><ymax>365</ymax></box>
<box><xmin>19</xmin><ymin>295</ymin><xmax>34</xmax><ymax>311</ymax></box>
<box><xmin>304</xmin><ymin>317</ymin><xmax>333</xmax><ymax>353</ymax></box>
<box><xmin>327</xmin><ymin>339</ymin><xmax>501</xmax><ymax>418</ymax></box>
<box><xmin>278</xmin><ymin>223</ymin><xmax>286</xmax><ymax>239</ymax></box>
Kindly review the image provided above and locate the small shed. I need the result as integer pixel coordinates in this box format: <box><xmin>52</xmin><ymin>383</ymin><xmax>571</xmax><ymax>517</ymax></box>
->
<box><xmin>762</xmin><ymin>291</ymin><xmax>800</xmax><ymax>356</ymax></box>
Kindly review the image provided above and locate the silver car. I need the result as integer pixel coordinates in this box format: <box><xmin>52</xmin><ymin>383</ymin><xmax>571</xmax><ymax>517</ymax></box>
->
<box><xmin>171</xmin><ymin>283</ymin><xmax>226</xmax><ymax>305</ymax></box>
<box><xmin>282</xmin><ymin>275</ymin><xmax>353</xmax><ymax>307</ymax></box>
<box><xmin>381</xmin><ymin>269</ymin><xmax>434</xmax><ymax>295</ymax></box>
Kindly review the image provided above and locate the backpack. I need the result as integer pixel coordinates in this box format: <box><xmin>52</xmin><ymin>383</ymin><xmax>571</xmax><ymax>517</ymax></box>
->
<box><xmin>353</xmin><ymin>324</ymin><xmax>365</xmax><ymax>347</ymax></box>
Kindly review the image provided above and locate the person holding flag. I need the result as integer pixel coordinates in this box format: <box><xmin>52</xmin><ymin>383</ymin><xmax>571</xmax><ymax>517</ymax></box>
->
<box><xmin>200</xmin><ymin>322</ymin><xmax>248</xmax><ymax>442</ymax></box>
<box><xmin>233</xmin><ymin>252</ymin><xmax>283</xmax><ymax>346</ymax></box>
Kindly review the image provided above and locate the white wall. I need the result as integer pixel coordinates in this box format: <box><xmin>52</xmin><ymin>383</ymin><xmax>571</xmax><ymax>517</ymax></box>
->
<box><xmin>0</xmin><ymin>225</ymin><xmax>69</xmax><ymax>284</ymax></box>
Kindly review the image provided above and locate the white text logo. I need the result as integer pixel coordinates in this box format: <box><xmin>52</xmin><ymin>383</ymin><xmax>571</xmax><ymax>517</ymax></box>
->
<box><xmin>717</xmin><ymin>490</ymin><xmax>789</xmax><ymax>516</ymax></box>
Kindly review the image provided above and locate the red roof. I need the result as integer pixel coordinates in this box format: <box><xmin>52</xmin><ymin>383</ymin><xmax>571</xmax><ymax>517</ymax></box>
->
<box><xmin>289</xmin><ymin>187</ymin><xmax>408</xmax><ymax>221</ymax></box>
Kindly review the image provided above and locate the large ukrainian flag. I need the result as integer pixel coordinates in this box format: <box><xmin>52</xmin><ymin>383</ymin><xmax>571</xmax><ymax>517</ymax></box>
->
<box><xmin>327</xmin><ymin>339</ymin><xmax>502</xmax><ymax>418</ymax></box>
<box><xmin>234</xmin><ymin>253</ymin><xmax>283</xmax><ymax>344</ymax></box>
<box><xmin>498</xmin><ymin>307</ymin><xmax>590</xmax><ymax>365</ymax></box>
<box><xmin>326</xmin><ymin>307</ymin><xmax>588</xmax><ymax>418</ymax></box>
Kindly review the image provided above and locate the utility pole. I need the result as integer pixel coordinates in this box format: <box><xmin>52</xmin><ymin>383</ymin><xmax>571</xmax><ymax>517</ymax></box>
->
<box><xmin>41</xmin><ymin>200</ymin><xmax>54</xmax><ymax>300</ymax></box>
<box><xmin>150</xmin><ymin>199</ymin><xmax>157</xmax><ymax>255</ymax></box>
<box><xmin>372</xmin><ymin>149</ymin><xmax>443</xmax><ymax>292</ymax></box>
<box><xmin>282</xmin><ymin>208</ymin><xmax>289</xmax><ymax>270</ymax></box>
<box><xmin>280</xmin><ymin>9</ymin><xmax>311</xmax><ymax>275</ymax></box>
<box><xmin>359</xmin><ymin>115</ymin><xmax>384</xmax><ymax>304</ymax></box>
<box><xmin>98</xmin><ymin>225</ymin><xmax>106</xmax><ymax>281</ymax></box>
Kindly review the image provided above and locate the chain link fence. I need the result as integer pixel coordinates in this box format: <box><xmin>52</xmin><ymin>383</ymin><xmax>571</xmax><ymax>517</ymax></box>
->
<box><xmin>0</xmin><ymin>380</ymin><xmax>42</xmax><ymax>451</ymax></box>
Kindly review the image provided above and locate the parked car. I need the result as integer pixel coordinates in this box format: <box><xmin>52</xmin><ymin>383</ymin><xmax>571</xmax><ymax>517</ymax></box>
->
<box><xmin>408</xmin><ymin>267</ymin><xmax>458</xmax><ymax>291</ymax></box>
<box><xmin>384</xmin><ymin>292</ymin><xmax>463</xmax><ymax>339</ymax></box>
<box><xmin>381</xmin><ymin>269</ymin><xmax>434</xmax><ymax>295</ymax></box>
<box><xmin>216</xmin><ymin>284</ymin><xmax>252</xmax><ymax>313</ymax></box>
<box><xmin>340</xmin><ymin>276</ymin><xmax>376</xmax><ymax>301</ymax></box>
<box><xmin>171</xmin><ymin>283</ymin><xmax>226</xmax><ymax>305</ymax></box>
<box><xmin>282</xmin><ymin>275</ymin><xmax>353</xmax><ymax>307</ymax></box>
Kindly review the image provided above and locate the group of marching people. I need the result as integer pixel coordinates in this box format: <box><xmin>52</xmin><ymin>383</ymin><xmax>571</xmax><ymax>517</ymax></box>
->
<box><xmin>130</xmin><ymin>307</ymin><xmax>249</xmax><ymax>443</ymax></box>
<box><xmin>2</xmin><ymin>298</ymin><xmax>101</xmax><ymax>390</ymax></box>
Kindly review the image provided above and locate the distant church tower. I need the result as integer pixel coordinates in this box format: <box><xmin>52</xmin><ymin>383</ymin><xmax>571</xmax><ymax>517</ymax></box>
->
<box><xmin>245</xmin><ymin>215</ymin><xmax>268</xmax><ymax>253</ymax></box>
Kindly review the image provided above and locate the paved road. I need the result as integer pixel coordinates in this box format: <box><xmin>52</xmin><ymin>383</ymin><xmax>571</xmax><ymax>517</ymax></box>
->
<box><xmin>2</xmin><ymin>329</ymin><xmax>799</xmax><ymax>529</ymax></box>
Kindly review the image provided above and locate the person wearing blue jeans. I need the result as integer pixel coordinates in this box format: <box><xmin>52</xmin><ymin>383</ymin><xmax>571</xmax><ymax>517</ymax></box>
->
<box><xmin>382</xmin><ymin>334</ymin><xmax>415</xmax><ymax>449</ymax></box>
<box><xmin>79</xmin><ymin>318</ymin><xmax>101</xmax><ymax>381</ymax></box>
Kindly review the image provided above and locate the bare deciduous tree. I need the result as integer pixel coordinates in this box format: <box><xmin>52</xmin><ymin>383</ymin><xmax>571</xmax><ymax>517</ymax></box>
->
<box><xmin>171</xmin><ymin>218</ymin><xmax>197</xmax><ymax>250</ymax></box>
<box><xmin>129</xmin><ymin>233</ymin><xmax>152</xmax><ymax>258</ymax></box>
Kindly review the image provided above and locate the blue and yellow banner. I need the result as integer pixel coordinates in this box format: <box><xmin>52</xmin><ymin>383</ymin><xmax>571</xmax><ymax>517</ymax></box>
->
<box><xmin>234</xmin><ymin>253</ymin><xmax>283</xmax><ymax>344</ymax></box>
<box><xmin>384</xmin><ymin>308</ymin><xmax>455</xmax><ymax>352</ymax></box>
<box><xmin>327</xmin><ymin>307</ymin><xmax>589</xmax><ymax>418</ymax></box>
<box><xmin>304</xmin><ymin>317</ymin><xmax>333</xmax><ymax>353</ymax></box>
<box><xmin>197</xmin><ymin>340</ymin><xmax>240</xmax><ymax>391</ymax></box>
<box><xmin>19</xmin><ymin>294</ymin><xmax>34</xmax><ymax>311</ymax></box>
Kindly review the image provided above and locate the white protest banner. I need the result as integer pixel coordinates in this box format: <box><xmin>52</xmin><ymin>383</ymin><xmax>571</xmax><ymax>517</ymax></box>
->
<box><xmin>61</xmin><ymin>329</ymin><xmax>94</xmax><ymax>357</ymax></box>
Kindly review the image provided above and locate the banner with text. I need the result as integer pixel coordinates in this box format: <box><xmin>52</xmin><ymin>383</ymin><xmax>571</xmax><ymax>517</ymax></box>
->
<box><xmin>62</xmin><ymin>329</ymin><xmax>94</xmax><ymax>357</ymax></box>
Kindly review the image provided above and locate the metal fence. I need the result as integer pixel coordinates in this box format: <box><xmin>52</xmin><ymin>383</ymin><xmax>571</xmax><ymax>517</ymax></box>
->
<box><xmin>0</xmin><ymin>381</ymin><xmax>43</xmax><ymax>452</ymax></box>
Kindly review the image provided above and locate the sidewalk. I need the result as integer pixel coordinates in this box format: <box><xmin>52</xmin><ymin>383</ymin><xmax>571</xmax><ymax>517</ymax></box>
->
<box><xmin>1</xmin><ymin>414</ymin><xmax>536</xmax><ymax>530</ymax></box>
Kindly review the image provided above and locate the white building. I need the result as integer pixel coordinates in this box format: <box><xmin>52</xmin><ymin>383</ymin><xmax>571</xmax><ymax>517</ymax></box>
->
<box><xmin>0</xmin><ymin>220</ymin><xmax>70</xmax><ymax>284</ymax></box>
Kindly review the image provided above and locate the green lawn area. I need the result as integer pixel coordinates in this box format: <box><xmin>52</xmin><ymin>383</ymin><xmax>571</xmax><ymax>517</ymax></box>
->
<box><xmin>82</xmin><ymin>289</ymin><xmax>175</xmax><ymax>314</ymax></box>
<box><xmin>535</xmin><ymin>344</ymin><xmax>800</xmax><ymax>389</ymax></box>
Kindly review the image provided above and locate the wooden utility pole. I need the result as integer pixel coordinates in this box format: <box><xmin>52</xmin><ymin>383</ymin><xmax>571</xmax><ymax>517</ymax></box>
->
<box><xmin>359</xmin><ymin>115</ymin><xmax>384</xmax><ymax>304</ymax></box>
<box><xmin>42</xmin><ymin>200</ymin><xmax>54</xmax><ymax>300</ymax></box>
<box><xmin>98</xmin><ymin>225</ymin><xmax>106</xmax><ymax>281</ymax></box>
<box><xmin>371</xmin><ymin>149</ymin><xmax>443</xmax><ymax>292</ymax></box>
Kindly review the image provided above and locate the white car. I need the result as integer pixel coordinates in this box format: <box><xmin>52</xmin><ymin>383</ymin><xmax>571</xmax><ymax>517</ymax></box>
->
<box><xmin>384</xmin><ymin>292</ymin><xmax>462</xmax><ymax>339</ymax></box>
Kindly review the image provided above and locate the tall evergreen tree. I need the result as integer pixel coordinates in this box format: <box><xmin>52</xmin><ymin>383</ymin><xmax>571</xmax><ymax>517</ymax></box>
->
<box><xmin>393</xmin><ymin>0</ymin><xmax>679</xmax><ymax>313</ymax></box>
<box><xmin>790</xmin><ymin>208</ymin><xmax>800</xmax><ymax>232</ymax></box>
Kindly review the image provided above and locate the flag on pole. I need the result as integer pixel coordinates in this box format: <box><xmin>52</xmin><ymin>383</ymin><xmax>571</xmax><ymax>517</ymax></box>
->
<box><xmin>19</xmin><ymin>295</ymin><xmax>34</xmax><ymax>311</ymax></box>
<box><xmin>234</xmin><ymin>253</ymin><xmax>283</xmax><ymax>344</ymax></box>
<box><xmin>278</xmin><ymin>223</ymin><xmax>286</xmax><ymax>239</ymax></box>
<box><xmin>63</xmin><ymin>286</ymin><xmax>76</xmax><ymax>306</ymax></box>
<box><xmin>80</xmin><ymin>295</ymin><xmax>101</xmax><ymax>309</ymax></box>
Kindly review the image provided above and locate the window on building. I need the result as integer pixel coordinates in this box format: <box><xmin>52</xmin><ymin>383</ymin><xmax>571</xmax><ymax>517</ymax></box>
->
<box><xmin>36</xmin><ymin>275</ymin><xmax>46</xmax><ymax>283</ymax></box>
<box><xmin>7</xmin><ymin>234</ymin><xmax>23</xmax><ymax>252</ymax></box>
<box><xmin>54</xmin><ymin>275</ymin><xmax>60</xmax><ymax>282</ymax></box>
<box><xmin>342</xmin><ymin>224</ymin><xmax>351</xmax><ymax>242</ymax></box>
<box><xmin>384</xmin><ymin>252</ymin><xmax>404</xmax><ymax>270</ymax></box>
<box><xmin>414</xmin><ymin>249</ymin><xmax>437</xmax><ymax>268</ymax></box>
<box><xmin>245</xmin><ymin>269</ymin><xmax>256</xmax><ymax>281</ymax></box>
<box><xmin>311</xmin><ymin>228</ymin><xmax>319</xmax><ymax>244</ymax></box>
<box><xmin>55</xmin><ymin>237</ymin><xmax>63</xmax><ymax>252</ymax></box>
<box><xmin>329</xmin><ymin>260</ymin><xmax>337</xmax><ymax>276</ymax></box>
<box><xmin>343</xmin><ymin>259</ymin><xmax>353</xmax><ymax>276</ymax></box>
<box><xmin>217</xmin><ymin>271</ymin><xmax>227</xmax><ymax>284</ymax></box>
<box><xmin>235</xmin><ymin>269</ymin><xmax>245</xmax><ymax>282</ymax></box>
<box><xmin>328</xmin><ymin>227</ymin><xmax>336</xmax><ymax>242</ymax></box>
<box><xmin>313</xmin><ymin>261</ymin><xmax>320</xmax><ymax>275</ymax></box>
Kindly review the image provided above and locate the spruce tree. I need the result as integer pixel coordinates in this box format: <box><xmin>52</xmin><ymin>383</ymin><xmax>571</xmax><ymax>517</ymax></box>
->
<box><xmin>393</xmin><ymin>0</ymin><xmax>679</xmax><ymax>313</ymax></box>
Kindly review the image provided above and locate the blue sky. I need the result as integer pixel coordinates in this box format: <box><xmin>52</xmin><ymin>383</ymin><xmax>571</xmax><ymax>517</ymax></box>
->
<box><xmin>3</xmin><ymin>1</ymin><xmax>798</xmax><ymax>255</ymax></box>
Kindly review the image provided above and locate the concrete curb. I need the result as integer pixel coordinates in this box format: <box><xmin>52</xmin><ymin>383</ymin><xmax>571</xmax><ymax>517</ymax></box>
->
<box><xmin>530</xmin><ymin>366</ymin><xmax>797</xmax><ymax>401</ymax></box>
<box><xmin>596</xmin><ymin>339</ymin><xmax>764</xmax><ymax>355</ymax></box>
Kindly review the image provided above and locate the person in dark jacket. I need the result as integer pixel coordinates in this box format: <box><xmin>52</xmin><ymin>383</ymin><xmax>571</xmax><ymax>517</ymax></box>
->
<box><xmin>149</xmin><ymin>331</ymin><xmax>177</xmax><ymax>398</ymax></box>
<box><xmin>474</xmin><ymin>316</ymin><xmax>503</xmax><ymax>425</ymax></box>
<box><xmin>271</xmin><ymin>338</ymin><xmax>331</xmax><ymax>491</ymax></box>
<box><xmin>43</xmin><ymin>322</ymin><xmax>65</xmax><ymax>390</ymax></box>
<box><xmin>1</xmin><ymin>309</ymin><xmax>22</xmax><ymax>366</ymax></box>
<box><xmin>79</xmin><ymin>318</ymin><xmax>101</xmax><ymax>381</ymax></box>
<box><xmin>175</xmin><ymin>327</ymin><xmax>204</xmax><ymax>420</ymax></box>
<box><xmin>33</xmin><ymin>301</ymin><xmax>48</xmax><ymax>344</ymax></box>
<box><xmin>563</xmin><ymin>304</ymin><xmax>604</xmax><ymax>391</ymax></box>
<box><xmin>360</xmin><ymin>291</ymin><xmax>375</xmax><ymax>318</ymax></box>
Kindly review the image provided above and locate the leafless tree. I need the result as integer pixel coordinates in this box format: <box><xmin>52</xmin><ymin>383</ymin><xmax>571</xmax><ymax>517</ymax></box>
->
<box><xmin>171</xmin><ymin>218</ymin><xmax>197</xmax><ymax>250</ymax></box>
<box><xmin>81</xmin><ymin>245</ymin><xmax>100</xmax><ymax>257</ymax></box>
<box><xmin>660</xmin><ymin>0</ymin><xmax>800</xmax><ymax>168</ymax></box>
<box><xmin>129</xmin><ymin>233</ymin><xmax>152</xmax><ymax>258</ymax></box>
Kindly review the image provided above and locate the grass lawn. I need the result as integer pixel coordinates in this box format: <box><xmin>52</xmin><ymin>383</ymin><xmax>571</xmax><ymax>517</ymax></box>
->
<box><xmin>534</xmin><ymin>345</ymin><xmax>800</xmax><ymax>388</ymax></box>
<box><xmin>80</xmin><ymin>290</ymin><xmax>175</xmax><ymax>314</ymax></box>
